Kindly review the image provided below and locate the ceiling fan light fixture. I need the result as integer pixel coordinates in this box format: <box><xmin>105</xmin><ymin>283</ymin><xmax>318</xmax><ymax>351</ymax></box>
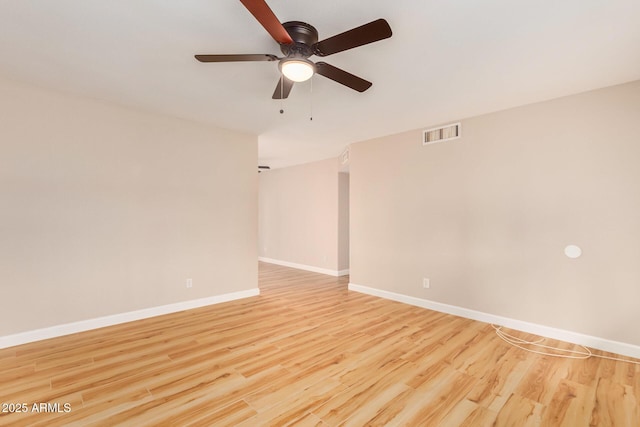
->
<box><xmin>279</xmin><ymin>58</ymin><xmax>315</xmax><ymax>82</ymax></box>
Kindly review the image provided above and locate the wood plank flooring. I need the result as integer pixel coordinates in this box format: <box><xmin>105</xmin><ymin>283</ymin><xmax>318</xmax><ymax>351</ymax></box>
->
<box><xmin>1</xmin><ymin>262</ymin><xmax>639</xmax><ymax>426</ymax></box>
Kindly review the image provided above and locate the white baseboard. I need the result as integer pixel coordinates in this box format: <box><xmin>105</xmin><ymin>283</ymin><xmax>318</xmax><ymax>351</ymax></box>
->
<box><xmin>0</xmin><ymin>288</ymin><xmax>260</xmax><ymax>350</ymax></box>
<box><xmin>259</xmin><ymin>257</ymin><xmax>349</xmax><ymax>277</ymax></box>
<box><xmin>348</xmin><ymin>283</ymin><xmax>640</xmax><ymax>360</ymax></box>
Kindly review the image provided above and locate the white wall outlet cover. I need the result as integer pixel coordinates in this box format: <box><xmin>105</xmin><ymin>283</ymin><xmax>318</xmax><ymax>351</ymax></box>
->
<box><xmin>564</xmin><ymin>245</ymin><xmax>582</xmax><ymax>259</ymax></box>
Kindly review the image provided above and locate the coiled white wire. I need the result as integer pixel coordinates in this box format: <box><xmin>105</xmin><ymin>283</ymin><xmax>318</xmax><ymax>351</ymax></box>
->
<box><xmin>491</xmin><ymin>324</ymin><xmax>640</xmax><ymax>365</ymax></box>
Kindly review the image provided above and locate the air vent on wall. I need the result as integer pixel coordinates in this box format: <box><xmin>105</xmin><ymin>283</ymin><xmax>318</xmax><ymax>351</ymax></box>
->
<box><xmin>423</xmin><ymin>122</ymin><xmax>461</xmax><ymax>145</ymax></box>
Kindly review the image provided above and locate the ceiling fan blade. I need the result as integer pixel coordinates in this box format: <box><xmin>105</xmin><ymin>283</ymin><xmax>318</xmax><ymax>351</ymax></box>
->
<box><xmin>315</xmin><ymin>62</ymin><xmax>372</xmax><ymax>92</ymax></box>
<box><xmin>195</xmin><ymin>54</ymin><xmax>278</xmax><ymax>62</ymax></box>
<box><xmin>239</xmin><ymin>0</ymin><xmax>294</xmax><ymax>45</ymax></box>
<box><xmin>272</xmin><ymin>76</ymin><xmax>295</xmax><ymax>99</ymax></box>
<box><xmin>313</xmin><ymin>19</ymin><xmax>392</xmax><ymax>57</ymax></box>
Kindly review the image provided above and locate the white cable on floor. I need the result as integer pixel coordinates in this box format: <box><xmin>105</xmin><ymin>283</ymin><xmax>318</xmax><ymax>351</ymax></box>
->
<box><xmin>491</xmin><ymin>324</ymin><xmax>640</xmax><ymax>365</ymax></box>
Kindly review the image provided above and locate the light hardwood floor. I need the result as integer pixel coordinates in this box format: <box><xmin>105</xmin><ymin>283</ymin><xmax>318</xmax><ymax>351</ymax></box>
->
<box><xmin>1</xmin><ymin>262</ymin><xmax>639</xmax><ymax>426</ymax></box>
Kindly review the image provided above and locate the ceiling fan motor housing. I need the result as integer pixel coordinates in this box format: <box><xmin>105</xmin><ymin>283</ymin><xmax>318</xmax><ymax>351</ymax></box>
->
<box><xmin>280</xmin><ymin>21</ymin><xmax>318</xmax><ymax>58</ymax></box>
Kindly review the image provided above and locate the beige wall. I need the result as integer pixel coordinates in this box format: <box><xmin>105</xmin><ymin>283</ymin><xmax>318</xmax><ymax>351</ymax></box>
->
<box><xmin>259</xmin><ymin>158</ymin><xmax>348</xmax><ymax>273</ymax></box>
<box><xmin>350</xmin><ymin>80</ymin><xmax>640</xmax><ymax>346</ymax></box>
<box><xmin>0</xmin><ymin>75</ymin><xmax>258</xmax><ymax>336</ymax></box>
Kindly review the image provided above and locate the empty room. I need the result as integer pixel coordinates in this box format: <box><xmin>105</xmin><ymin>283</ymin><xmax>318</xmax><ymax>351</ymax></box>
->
<box><xmin>1</xmin><ymin>1</ymin><xmax>639</xmax><ymax>425</ymax></box>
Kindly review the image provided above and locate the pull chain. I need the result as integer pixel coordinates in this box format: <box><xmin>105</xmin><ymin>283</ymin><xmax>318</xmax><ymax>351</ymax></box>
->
<box><xmin>279</xmin><ymin>74</ymin><xmax>284</xmax><ymax>114</ymax></box>
<box><xmin>309</xmin><ymin>76</ymin><xmax>313</xmax><ymax>121</ymax></box>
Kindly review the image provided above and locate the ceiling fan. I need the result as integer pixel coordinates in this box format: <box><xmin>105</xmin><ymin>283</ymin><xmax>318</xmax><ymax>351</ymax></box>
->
<box><xmin>195</xmin><ymin>0</ymin><xmax>392</xmax><ymax>99</ymax></box>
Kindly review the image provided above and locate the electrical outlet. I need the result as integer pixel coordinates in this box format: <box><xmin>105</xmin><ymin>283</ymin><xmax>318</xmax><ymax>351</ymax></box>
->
<box><xmin>423</xmin><ymin>278</ymin><xmax>430</xmax><ymax>289</ymax></box>
<box><xmin>186</xmin><ymin>278</ymin><xmax>193</xmax><ymax>288</ymax></box>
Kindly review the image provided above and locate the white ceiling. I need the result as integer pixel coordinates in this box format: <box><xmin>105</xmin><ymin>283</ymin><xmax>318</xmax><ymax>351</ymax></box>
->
<box><xmin>1</xmin><ymin>1</ymin><xmax>639</xmax><ymax>168</ymax></box>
